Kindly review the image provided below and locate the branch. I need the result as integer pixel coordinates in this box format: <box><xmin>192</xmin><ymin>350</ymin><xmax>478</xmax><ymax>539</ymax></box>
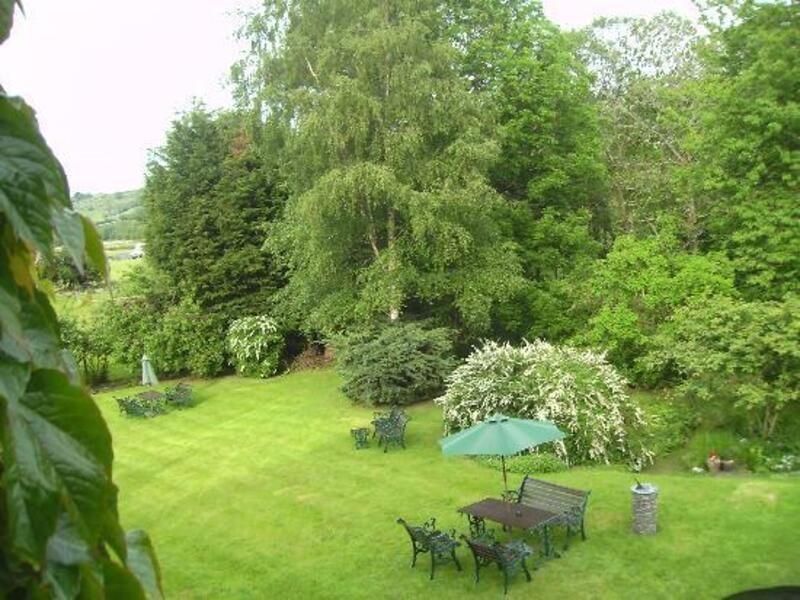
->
<box><xmin>304</xmin><ymin>56</ymin><xmax>320</xmax><ymax>87</ymax></box>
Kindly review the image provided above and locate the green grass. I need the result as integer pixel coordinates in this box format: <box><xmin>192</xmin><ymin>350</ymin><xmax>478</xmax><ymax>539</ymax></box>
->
<box><xmin>96</xmin><ymin>370</ymin><xmax>800</xmax><ymax>599</ymax></box>
<box><xmin>52</xmin><ymin>258</ymin><xmax>136</xmax><ymax>323</ymax></box>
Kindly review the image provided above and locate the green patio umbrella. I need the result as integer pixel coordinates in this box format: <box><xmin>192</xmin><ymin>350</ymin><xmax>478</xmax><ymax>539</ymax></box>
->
<box><xmin>141</xmin><ymin>354</ymin><xmax>159</xmax><ymax>386</ymax></box>
<box><xmin>439</xmin><ymin>414</ymin><xmax>566</xmax><ymax>492</ymax></box>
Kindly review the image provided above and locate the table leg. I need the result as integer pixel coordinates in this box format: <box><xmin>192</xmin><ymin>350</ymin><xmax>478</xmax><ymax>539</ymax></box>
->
<box><xmin>543</xmin><ymin>525</ymin><xmax>550</xmax><ymax>557</ymax></box>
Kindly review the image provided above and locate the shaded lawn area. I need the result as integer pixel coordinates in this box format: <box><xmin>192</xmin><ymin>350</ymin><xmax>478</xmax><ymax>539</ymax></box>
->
<box><xmin>96</xmin><ymin>369</ymin><xmax>800</xmax><ymax>599</ymax></box>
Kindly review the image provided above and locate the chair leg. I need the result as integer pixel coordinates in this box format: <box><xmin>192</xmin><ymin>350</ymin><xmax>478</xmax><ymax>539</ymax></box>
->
<box><xmin>474</xmin><ymin>558</ymin><xmax>481</xmax><ymax>584</ymax></box>
<box><xmin>581</xmin><ymin>517</ymin><xmax>587</xmax><ymax>540</ymax></box>
<box><xmin>503</xmin><ymin>571</ymin><xmax>509</xmax><ymax>595</ymax></box>
<box><xmin>522</xmin><ymin>558</ymin><xmax>532</xmax><ymax>582</ymax></box>
<box><xmin>430</xmin><ymin>554</ymin><xmax>436</xmax><ymax>580</ymax></box>
<box><xmin>452</xmin><ymin>549</ymin><xmax>462</xmax><ymax>571</ymax></box>
<box><xmin>411</xmin><ymin>547</ymin><xmax>417</xmax><ymax>568</ymax></box>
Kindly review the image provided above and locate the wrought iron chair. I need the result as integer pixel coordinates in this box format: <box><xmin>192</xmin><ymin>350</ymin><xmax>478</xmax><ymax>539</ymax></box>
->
<box><xmin>350</xmin><ymin>427</ymin><xmax>370</xmax><ymax>449</ymax></box>
<box><xmin>397</xmin><ymin>517</ymin><xmax>461</xmax><ymax>580</ymax></box>
<box><xmin>373</xmin><ymin>407</ymin><xmax>409</xmax><ymax>452</ymax></box>
<box><xmin>461</xmin><ymin>531</ymin><xmax>533</xmax><ymax>595</ymax></box>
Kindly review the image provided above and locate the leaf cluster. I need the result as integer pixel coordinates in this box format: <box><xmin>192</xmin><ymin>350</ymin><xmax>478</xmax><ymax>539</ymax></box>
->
<box><xmin>0</xmin><ymin>9</ymin><xmax>161</xmax><ymax>597</ymax></box>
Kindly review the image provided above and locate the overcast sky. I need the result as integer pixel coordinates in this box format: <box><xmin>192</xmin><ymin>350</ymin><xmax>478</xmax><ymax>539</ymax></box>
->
<box><xmin>0</xmin><ymin>0</ymin><xmax>699</xmax><ymax>194</ymax></box>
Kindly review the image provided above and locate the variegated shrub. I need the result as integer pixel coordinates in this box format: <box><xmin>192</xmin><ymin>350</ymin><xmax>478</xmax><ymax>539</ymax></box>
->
<box><xmin>227</xmin><ymin>315</ymin><xmax>284</xmax><ymax>378</ymax></box>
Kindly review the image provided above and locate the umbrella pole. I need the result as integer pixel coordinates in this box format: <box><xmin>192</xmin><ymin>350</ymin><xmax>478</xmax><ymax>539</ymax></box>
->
<box><xmin>502</xmin><ymin>455</ymin><xmax>508</xmax><ymax>493</ymax></box>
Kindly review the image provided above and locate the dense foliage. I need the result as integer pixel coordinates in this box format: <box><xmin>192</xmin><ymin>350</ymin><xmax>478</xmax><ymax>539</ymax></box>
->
<box><xmin>238</xmin><ymin>0</ymin><xmax>522</xmax><ymax>336</ymax></box>
<box><xmin>102</xmin><ymin>294</ymin><xmax>227</xmax><ymax>378</ymax></box>
<box><xmin>575</xmin><ymin>226</ymin><xmax>735</xmax><ymax>384</ymax></box>
<box><xmin>38</xmin><ymin>247</ymin><xmax>103</xmax><ymax>289</ymax></box>
<box><xmin>227</xmin><ymin>315</ymin><xmax>284</xmax><ymax>378</ymax></box>
<box><xmin>0</xmin><ymin>6</ymin><xmax>160</xmax><ymax>596</ymax></box>
<box><xmin>56</xmin><ymin>0</ymin><xmax>798</xmax><ymax>460</ymax></box>
<box><xmin>59</xmin><ymin>315</ymin><xmax>112</xmax><ymax>384</ymax></box>
<box><xmin>691</xmin><ymin>1</ymin><xmax>799</xmax><ymax>301</ymax></box>
<box><xmin>437</xmin><ymin>340</ymin><xmax>652</xmax><ymax>466</ymax></box>
<box><xmin>145</xmin><ymin>106</ymin><xmax>285</xmax><ymax>321</ymax></box>
<box><xmin>336</xmin><ymin>323</ymin><xmax>455</xmax><ymax>406</ymax></box>
<box><xmin>651</xmin><ymin>295</ymin><xmax>800</xmax><ymax>440</ymax></box>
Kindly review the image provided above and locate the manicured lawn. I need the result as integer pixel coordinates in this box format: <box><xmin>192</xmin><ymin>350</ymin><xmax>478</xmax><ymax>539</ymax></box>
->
<box><xmin>96</xmin><ymin>370</ymin><xmax>800</xmax><ymax>599</ymax></box>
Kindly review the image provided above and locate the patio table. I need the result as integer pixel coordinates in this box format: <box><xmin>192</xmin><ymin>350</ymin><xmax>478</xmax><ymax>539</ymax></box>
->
<box><xmin>458</xmin><ymin>498</ymin><xmax>560</xmax><ymax>557</ymax></box>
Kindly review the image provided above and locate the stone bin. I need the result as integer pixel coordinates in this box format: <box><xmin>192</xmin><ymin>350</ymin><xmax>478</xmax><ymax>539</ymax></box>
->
<box><xmin>631</xmin><ymin>483</ymin><xmax>658</xmax><ymax>535</ymax></box>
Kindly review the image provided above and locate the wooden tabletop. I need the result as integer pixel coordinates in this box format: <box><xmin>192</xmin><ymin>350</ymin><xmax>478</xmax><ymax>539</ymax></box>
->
<box><xmin>458</xmin><ymin>497</ymin><xmax>559</xmax><ymax>530</ymax></box>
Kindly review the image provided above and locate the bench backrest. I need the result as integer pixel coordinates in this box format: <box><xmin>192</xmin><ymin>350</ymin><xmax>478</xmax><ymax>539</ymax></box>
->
<box><xmin>518</xmin><ymin>476</ymin><xmax>589</xmax><ymax>514</ymax></box>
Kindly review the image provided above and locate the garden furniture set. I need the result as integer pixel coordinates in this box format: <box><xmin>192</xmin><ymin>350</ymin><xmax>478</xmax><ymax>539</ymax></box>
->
<box><xmin>116</xmin><ymin>383</ymin><xmax>194</xmax><ymax>418</ymax></box>
<box><xmin>398</xmin><ymin>476</ymin><xmax>590</xmax><ymax>594</ymax></box>
<box><xmin>350</xmin><ymin>406</ymin><xmax>410</xmax><ymax>451</ymax></box>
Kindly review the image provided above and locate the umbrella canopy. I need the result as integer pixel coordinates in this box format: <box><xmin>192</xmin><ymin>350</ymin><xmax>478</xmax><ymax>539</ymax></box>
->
<box><xmin>141</xmin><ymin>354</ymin><xmax>159</xmax><ymax>386</ymax></box>
<box><xmin>439</xmin><ymin>413</ymin><xmax>565</xmax><ymax>491</ymax></box>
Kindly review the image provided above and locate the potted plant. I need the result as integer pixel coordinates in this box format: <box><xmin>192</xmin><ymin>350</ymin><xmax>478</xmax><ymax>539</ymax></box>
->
<box><xmin>706</xmin><ymin>450</ymin><xmax>722</xmax><ymax>473</ymax></box>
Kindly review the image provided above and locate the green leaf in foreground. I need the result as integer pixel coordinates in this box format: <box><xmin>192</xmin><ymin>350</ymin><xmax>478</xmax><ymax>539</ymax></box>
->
<box><xmin>0</xmin><ymin>0</ymin><xmax>21</xmax><ymax>44</ymax></box>
<box><xmin>125</xmin><ymin>530</ymin><xmax>163</xmax><ymax>599</ymax></box>
<box><xmin>2</xmin><ymin>369</ymin><xmax>113</xmax><ymax>562</ymax></box>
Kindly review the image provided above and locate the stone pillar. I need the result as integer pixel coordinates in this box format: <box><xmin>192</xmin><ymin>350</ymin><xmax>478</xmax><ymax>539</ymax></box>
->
<box><xmin>631</xmin><ymin>483</ymin><xmax>658</xmax><ymax>535</ymax></box>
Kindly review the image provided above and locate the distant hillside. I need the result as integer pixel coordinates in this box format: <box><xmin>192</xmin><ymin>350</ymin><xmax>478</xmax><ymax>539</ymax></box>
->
<box><xmin>72</xmin><ymin>189</ymin><xmax>145</xmax><ymax>240</ymax></box>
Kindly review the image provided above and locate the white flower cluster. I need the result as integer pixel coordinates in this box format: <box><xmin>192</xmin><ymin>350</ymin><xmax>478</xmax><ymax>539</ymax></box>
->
<box><xmin>436</xmin><ymin>339</ymin><xmax>653</xmax><ymax>465</ymax></box>
<box><xmin>227</xmin><ymin>315</ymin><xmax>283</xmax><ymax>378</ymax></box>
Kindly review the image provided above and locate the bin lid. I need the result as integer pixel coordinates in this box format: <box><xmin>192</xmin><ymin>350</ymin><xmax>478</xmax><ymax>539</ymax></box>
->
<box><xmin>631</xmin><ymin>483</ymin><xmax>658</xmax><ymax>494</ymax></box>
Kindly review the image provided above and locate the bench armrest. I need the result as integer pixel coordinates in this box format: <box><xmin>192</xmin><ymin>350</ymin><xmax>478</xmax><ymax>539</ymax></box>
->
<box><xmin>501</xmin><ymin>489</ymin><xmax>520</xmax><ymax>503</ymax></box>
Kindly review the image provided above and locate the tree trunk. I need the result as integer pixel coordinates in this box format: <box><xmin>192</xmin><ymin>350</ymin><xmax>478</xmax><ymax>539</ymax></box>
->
<box><xmin>387</xmin><ymin>209</ymin><xmax>400</xmax><ymax>322</ymax></box>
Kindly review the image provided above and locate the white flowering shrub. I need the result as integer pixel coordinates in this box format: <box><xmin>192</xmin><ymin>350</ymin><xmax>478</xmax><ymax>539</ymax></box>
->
<box><xmin>436</xmin><ymin>340</ymin><xmax>653</xmax><ymax>466</ymax></box>
<box><xmin>227</xmin><ymin>315</ymin><xmax>284</xmax><ymax>378</ymax></box>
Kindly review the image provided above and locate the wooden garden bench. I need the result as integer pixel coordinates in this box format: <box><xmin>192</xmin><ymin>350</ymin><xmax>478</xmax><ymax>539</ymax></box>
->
<box><xmin>397</xmin><ymin>517</ymin><xmax>461</xmax><ymax>580</ymax></box>
<box><xmin>460</xmin><ymin>532</ymin><xmax>532</xmax><ymax>595</ymax></box>
<box><xmin>507</xmin><ymin>476</ymin><xmax>590</xmax><ymax>550</ymax></box>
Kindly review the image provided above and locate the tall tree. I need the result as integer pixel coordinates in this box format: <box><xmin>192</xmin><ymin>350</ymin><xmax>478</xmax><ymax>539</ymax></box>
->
<box><xmin>691</xmin><ymin>0</ymin><xmax>799</xmax><ymax>300</ymax></box>
<box><xmin>449</xmin><ymin>0</ymin><xmax>608</xmax><ymax>228</ymax></box>
<box><xmin>445</xmin><ymin>1</ymin><xmax>609</xmax><ymax>341</ymax></box>
<box><xmin>238</xmin><ymin>0</ymin><xmax>521</xmax><ymax>335</ymax></box>
<box><xmin>145</xmin><ymin>106</ymin><xmax>285</xmax><ymax>319</ymax></box>
<box><xmin>580</xmin><ymin>12</ymin><xmax>705</xmax><ymax>241</ymax></box>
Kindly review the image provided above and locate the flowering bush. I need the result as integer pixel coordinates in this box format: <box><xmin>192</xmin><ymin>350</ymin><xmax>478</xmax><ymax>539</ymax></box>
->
<box><xmin>436</xmin><ymin>340</ymin><xmax>653</xmax><ymax>466</ymax></box>
<box><xmin>227</xmin><ymin>315</ymin><xmax>284</xmax><ymax>378</ymax></box>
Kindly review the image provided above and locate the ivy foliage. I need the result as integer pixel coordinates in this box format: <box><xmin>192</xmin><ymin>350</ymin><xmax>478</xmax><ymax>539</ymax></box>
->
<box><xmin>0</xmin><ymin>11</ymin><xmax>160</xmax><ymax>597</ymax></box>
<box><xmin>336</xmin><ymin>323</ymin><xmax>456</xmax><ymax>406</ymax></box>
